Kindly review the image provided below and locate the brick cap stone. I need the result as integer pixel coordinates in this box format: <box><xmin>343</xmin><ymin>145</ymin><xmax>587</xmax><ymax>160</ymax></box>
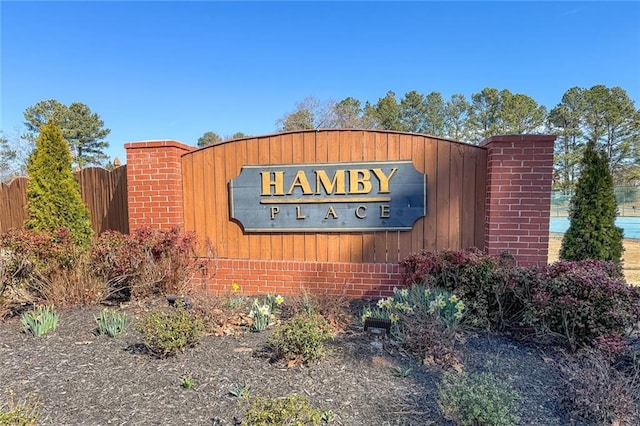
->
<box><xmin>480</xmin><ymin>134</ymin><xmax>556</xmax><ymax>145</ymax></box>
<box><xmin>124</xmin><ymin>140</ymin><xmax>195</xmax><ymax>151</ymax></box>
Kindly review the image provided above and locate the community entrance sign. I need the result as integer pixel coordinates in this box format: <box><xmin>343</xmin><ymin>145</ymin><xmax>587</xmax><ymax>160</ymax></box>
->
<box><xmin>229</xmin><ymin>160</ymin><xmax>426</xmax><ymax>232</ymax></box>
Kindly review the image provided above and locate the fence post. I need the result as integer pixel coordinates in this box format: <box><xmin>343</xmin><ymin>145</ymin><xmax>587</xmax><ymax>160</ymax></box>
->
<box><xmin>481</xmin><ymin>135</ymin><xmax>556</xmax><ymax>267</ymax></box>
<box><xmin>124</xmin><ymin>140</ymin><xmax>194</xmax><ymax>231</ymax></box>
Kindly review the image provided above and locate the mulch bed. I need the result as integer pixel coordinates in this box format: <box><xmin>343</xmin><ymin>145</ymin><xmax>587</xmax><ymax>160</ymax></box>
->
<box><xmin>0</xmin><ymin>299</ymin><xmax>572</xmax><ymax>425</ymax></box>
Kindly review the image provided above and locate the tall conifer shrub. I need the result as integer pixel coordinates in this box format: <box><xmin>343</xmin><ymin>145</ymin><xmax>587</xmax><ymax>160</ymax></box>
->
<box><xmin>26</xmin><ymin>122</ymin><xmax>93</xmax><ymax>246</ymax></box>
<box><xmin>560</xmin><ymin>141</ymin><xmax>623</xmax><ymax>263</ymax></box>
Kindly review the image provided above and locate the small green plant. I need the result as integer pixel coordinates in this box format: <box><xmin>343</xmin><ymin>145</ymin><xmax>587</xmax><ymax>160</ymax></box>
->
<box><xmin>0</xmin><ymin>391</ymin><xmax>38</xmax><ymax>426</ymax></box>
<box><xmin>425</xmin><ymin>288</ymin><xmax>465</xmax><ymax>328</ymax></box>
<box><xmin>320</xmin><ymin>410</ymin><xmax>334</xmax><ymax>423</ymax></box>
<box><xmin>268</xmin><ymin>314</ymin><xmax>334</xmax><ymax>365</ymax></box>
<box><xmin>392</xmin><ymin>366</ymin><xmax>413</xmax><ymax>378</ymax></box>
<box><xmin>243</xmin><ymin>394</ymin><xmax>326</xmax><ymax>425</ymax></box>
<box><xmin>437</xmin><ymin>371</ymin><xmax>520</xmax><ymax>426</ymax></box>
<box><xmin>181</xmin><ymin>377</ymin><xmax>194</xmax><ymax>390</ymax></box>
<box><xmin>265</xmin><ymin>293</ymin><xmax>284</xmax><ymax>315</ymax></box>
<box><xmin>95</xmin><ymin>308</ymin><xmax>128</xmax><ymax>337</ymax></box>
<box><xmin>249</xmin><ymin>298</ymin><xmax>276</xmax><ymax>332</ymax></box>
<box><xmin>228</xmin><ymin>381</ymin><xmax>252</xmax><ymax>399</ymax></box>
<box><xmin>20</xmin><ymin>305</ymin><xmax>58</xmax><ymax>337</ymax></box>
<box><xmin>135</xmin><ymin>301</ymin><xmax>205</xmax><ymax>357</ymax></box>
<box><xmin>226</xmin><ymin>282</ymin><xmax>247</xmax><ymax>308</ymax></box>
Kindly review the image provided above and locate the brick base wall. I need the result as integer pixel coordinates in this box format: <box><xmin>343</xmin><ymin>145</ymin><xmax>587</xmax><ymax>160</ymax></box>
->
<box><xmin>193</xmin><ymin>259</ymin><xmax>402</xmax><ymax>299</ymax></box>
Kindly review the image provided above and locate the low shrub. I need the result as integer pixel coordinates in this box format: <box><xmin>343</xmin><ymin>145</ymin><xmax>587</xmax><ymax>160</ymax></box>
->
<box><xmin>90</xmin><ymin>226</ymin><xmax>199</xmax><ymax>300</ymax></box>
<box><xmin>559</xmin><ymin>348</ymin><xmax>640</xmax><ymax>425</ymax></box>
<box><xmin>0</xmin><ymin>228</ymin><xmax>104</xmax><ymax>308</ymax></box>
<box><xmin>524</xmin><ymin>259</ymin><xmax>640</xmax><ymax>349</ymax></box>
<box><xmin>268</xmin><ymin>314</ymin><xmax>334</xmax><ymax>365</ymax></box>
<box><xmin>243</xmin><ymin>394</ymin><xmax>326</xmax><ymax>426</ymax></box>
<box><xmin>95</xmin><ymin>309</ymin><xmax>128</xmax><ymax>337</ymax></box>
<box><xmin>437</xmin><ymin>370</ymin><xmax>520</xmax><ymax>426</ymax></box>
<box><xmin>400</xmin><ymin>248</ymin><xmax>524</xmax><ymax>330</ymax></box>
<box><xmin>288</xmin><ymin>288</ymin><xmax>353</xmax><ymax>332</ymax></box>
<box><xmin>136</xmin><ymin>301</ymin><xmax>204</xmax><ymax>357</ymax></box>
<box><xmin>20</xmin><ymin>305</ymin><xmax>58</xmax><ymax>337</ymax></box>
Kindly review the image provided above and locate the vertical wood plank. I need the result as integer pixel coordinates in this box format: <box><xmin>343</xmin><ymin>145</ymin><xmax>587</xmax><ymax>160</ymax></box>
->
<box><xmin>361</xmin><ymin>131</ymin><xmax>376</xmax><ymax>263</ymax></box>
<box><xmin>338</xmin><ymin>131</ymin><xmax>352</xmax><ymax>263</ymax></box>
<box><xmin>424</xmin><ymin>139</ymin><xmax>438</xmax><ymax>253</ymax></box>
<box><xmin>436</xmin><ymin>141</ymin><xmax>451</xmax><ymax>250</ymax></box>
<box><xmin>182</xmin><ymin>156</ymin><xmax>195</xmax><ymax>234</ymax></box>
<box><xmin>258</xmin><ymin>136</ymin><xmax>272</xmax><ymax>259</ymax></box>
<box><xmin>268</xmin><ymin>136</ymin><xmax>284</xmax><ymax>261</ymax></box>
<box><xmin>235</xmin><ymin>140</ymin><xmax>251</xmax><ymax>259</ymax></box>
<box><xmin>303</xmin><ymin>132</ymin><xmax>317</xmax><ymax>262</ymax></box>
<box><xmin>280</xmin><ymin>133</ymin><xmax>295</xmax><ymax>261</ymax></box>
<box><xmin>349</xmin><ymin>130</ymin><xmax>363</xmax><ymax>263</ymax></box>
<box><xmin>212</xmin><ymin>145</ymin><xmax>228</xmax><ymax>258</ymax></box>
<box><xmin>449</xmin><ymin>144</ymin><xmax>463</xmax><ymax>249</ymax></box>
<box><xmin>290</xmin><ymin>132</ymin><xmax>305</xmax><ymax>261</ymax></box>
<box><xmin>461</xmin><ymin>145</ymin><xmax>477</xmax><ymax>249</ymax></box>
<box><xmin>223</xmin><ymin>143</ymin><xmax>240</xmax><ymax>259</ymax></box>
<box><xmin>245</xmin><ymin>138</ymin><xmax>261</xmax><ymax>259</ymax></box>
<box><xmin>373</xmin><ymin>132</ymin><xmax>388</xmax><ymax>263</ymax></box>
<box><xmin>399</xmin><ymin>135</ymin><xmax>417</xmax><ymax>261</ymax></box>
<box><xmin>194</xmin><ymin>149</ymin><xmax>209</xmax><ymax>251</ymax></box>
<box><xmin>409</xmin><ymin>135</ymin><xmax>426</xmax><ymax>255</ymax></box>
<box><xmin>386</xmin><ymin>133</ymin><xmax>401</xmax><ymax>263</ymax></box>
<box><xmin>315</xmin><ymin>131</ymin><xmax>329</xmax><ymax>262</ymax></box>
<box><xmin>326</xmin><ymin>131</ymin><xmax>340</xmax><ymax>262</ymax></box>
<box><xmin>475</xmin><ymin>148</ymin><xmax>488</xmax><ymax>250</ymax></box>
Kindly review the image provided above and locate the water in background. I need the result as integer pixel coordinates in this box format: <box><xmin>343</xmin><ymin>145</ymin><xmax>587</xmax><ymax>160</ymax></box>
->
<box><xmin>549</xmin><ymin>216</ymin><xmax>640</xmax><ymax>239</ymax></box>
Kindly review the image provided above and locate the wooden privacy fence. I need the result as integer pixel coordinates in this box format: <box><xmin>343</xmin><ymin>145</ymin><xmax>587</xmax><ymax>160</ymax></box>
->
<box><xmin>0</xmin><ymin>166</ymin><xmax>129</xmax><ymax>235</ymax></box>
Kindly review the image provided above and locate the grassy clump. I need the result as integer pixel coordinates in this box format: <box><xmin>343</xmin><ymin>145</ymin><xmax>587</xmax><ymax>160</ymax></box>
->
<box><xmin>268</xmin><ymin>314</ymin><xmax>333</xmax><ymax>365</ymax></box>
<box><xmin>95</xmin><ymin>308</ymin><xmax>128</xmax><ymax>337</ymax></box>
<box><xmin>243</xmin><ymin>394</ymin><xmax>326</xmax><ymax>426</ymax></box>
<box><xmin>0</xmin><ymin>391</ymin><xmax>38</xmax><ymax>426</ymax></box>
<box><xmin>437</xmin><ymin>370</ymin><xmax>520</xmax><ymax>426</ymax></box>
<box><xmin>20</xmin><ymin>305</ymin><xmax>58</xmax><ymax>337</ymax></box>
<box><xmin>136</xmin><ymin>301</ymin><xmax>204</xmax><ymax>357</ymax></box>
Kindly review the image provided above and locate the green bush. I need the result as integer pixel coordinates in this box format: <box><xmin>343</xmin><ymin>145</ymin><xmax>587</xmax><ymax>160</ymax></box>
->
<box><xmin>437</xmin><ymin>371</ymin><xmax>520</xmax><ymax>426</ymax></box>
<box><xmin>560</xmin><ymin>140</ymin><xmax>624</xmax><ymax>264</ymax></box>
<box><xmin>243</xmin><ymin>394</ymin><xmax>325</xmax><ymax>426</ymax></box>
<box><xmin>95</xmin><ymin>308</ymin><xmax>128</xmax><ymax>337</ymax></box>
<box><xmin>135</xmin><ymin>301</ymin><xmax>204</xmax><ymax>357</ymax></box>
<box><xmin>400</xmin><ymin>248</ymin><xmax>523</xmax><ymax>329</ymax></box>
<box><xmin>25</xmin><ymin>122</ymin><xmax>93</xmax><ymax>247</ymax></box>
<box><xmin>268</xmin><ymin>314</ymin><xmax>333</xmax><ymax>365</ymax></box>
<box><xmin>20</xmin><ymin>305</ymin><xmax>58</xmax><ymax>337</ymax></box>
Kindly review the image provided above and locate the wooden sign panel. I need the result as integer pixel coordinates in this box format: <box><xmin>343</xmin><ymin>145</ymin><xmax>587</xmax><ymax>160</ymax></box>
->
<box><xmin>229</xmin><ymin>160</ymin><xmax>426</xmax><ymax>232</ymax></box>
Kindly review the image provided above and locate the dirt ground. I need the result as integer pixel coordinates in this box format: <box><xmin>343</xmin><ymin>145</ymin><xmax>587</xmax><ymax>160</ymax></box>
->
<box><xmin>548</xmin><ymin>233</ymin><xmax>640</xmax><ymax>285</ymax></box>
<box><xmin>0</xmin><ymin>301</ymin><xmax>573</xmax><ymax>426</ymax></box>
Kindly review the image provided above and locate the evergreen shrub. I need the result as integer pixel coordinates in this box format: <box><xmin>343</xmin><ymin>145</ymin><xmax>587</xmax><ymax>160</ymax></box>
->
<box><xmin>25</xmin><ymin>122</ymin><xmax>93</xmax><ymax>246</ymax></box>
<box><xmin>560</xmin><ymin>140</ymin><xmax>624</xmax><ymax>263</ymax></box>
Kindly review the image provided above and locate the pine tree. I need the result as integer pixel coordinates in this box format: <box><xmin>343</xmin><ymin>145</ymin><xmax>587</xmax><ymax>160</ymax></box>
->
<box><xmin>26</xmin><ymin>122</ymin><xmax>93</xmax><ymax>246</ymax></box>
<box><xmin>559</xmin><ymin>140</ymin><xmax>624</xmax><ymax>263</ymax></box>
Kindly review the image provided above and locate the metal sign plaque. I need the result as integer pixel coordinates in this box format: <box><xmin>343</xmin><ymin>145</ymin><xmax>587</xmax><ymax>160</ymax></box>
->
<box><xmin>229</xmin><ymin>160</ymin><xmax>426</xmax><ymax>232</ymax></box>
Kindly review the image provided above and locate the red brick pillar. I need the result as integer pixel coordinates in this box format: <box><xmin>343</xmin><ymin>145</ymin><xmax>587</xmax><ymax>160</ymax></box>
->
<box><xmin>481</xmin><ymin>135</ymin><xmax>556</xmax><ymax>267</ymax></box>
<box><xmin>125</xmin><ymin>140</ymin><xmax>194</xmax><ymax>230</ymax></box>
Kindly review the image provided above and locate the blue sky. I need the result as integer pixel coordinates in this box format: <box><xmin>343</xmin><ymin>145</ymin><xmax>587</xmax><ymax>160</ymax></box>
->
<box><xmin>1</xmin><ymin>1</ymin><xmax>639</xmax><ymax>164</ymax></box>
